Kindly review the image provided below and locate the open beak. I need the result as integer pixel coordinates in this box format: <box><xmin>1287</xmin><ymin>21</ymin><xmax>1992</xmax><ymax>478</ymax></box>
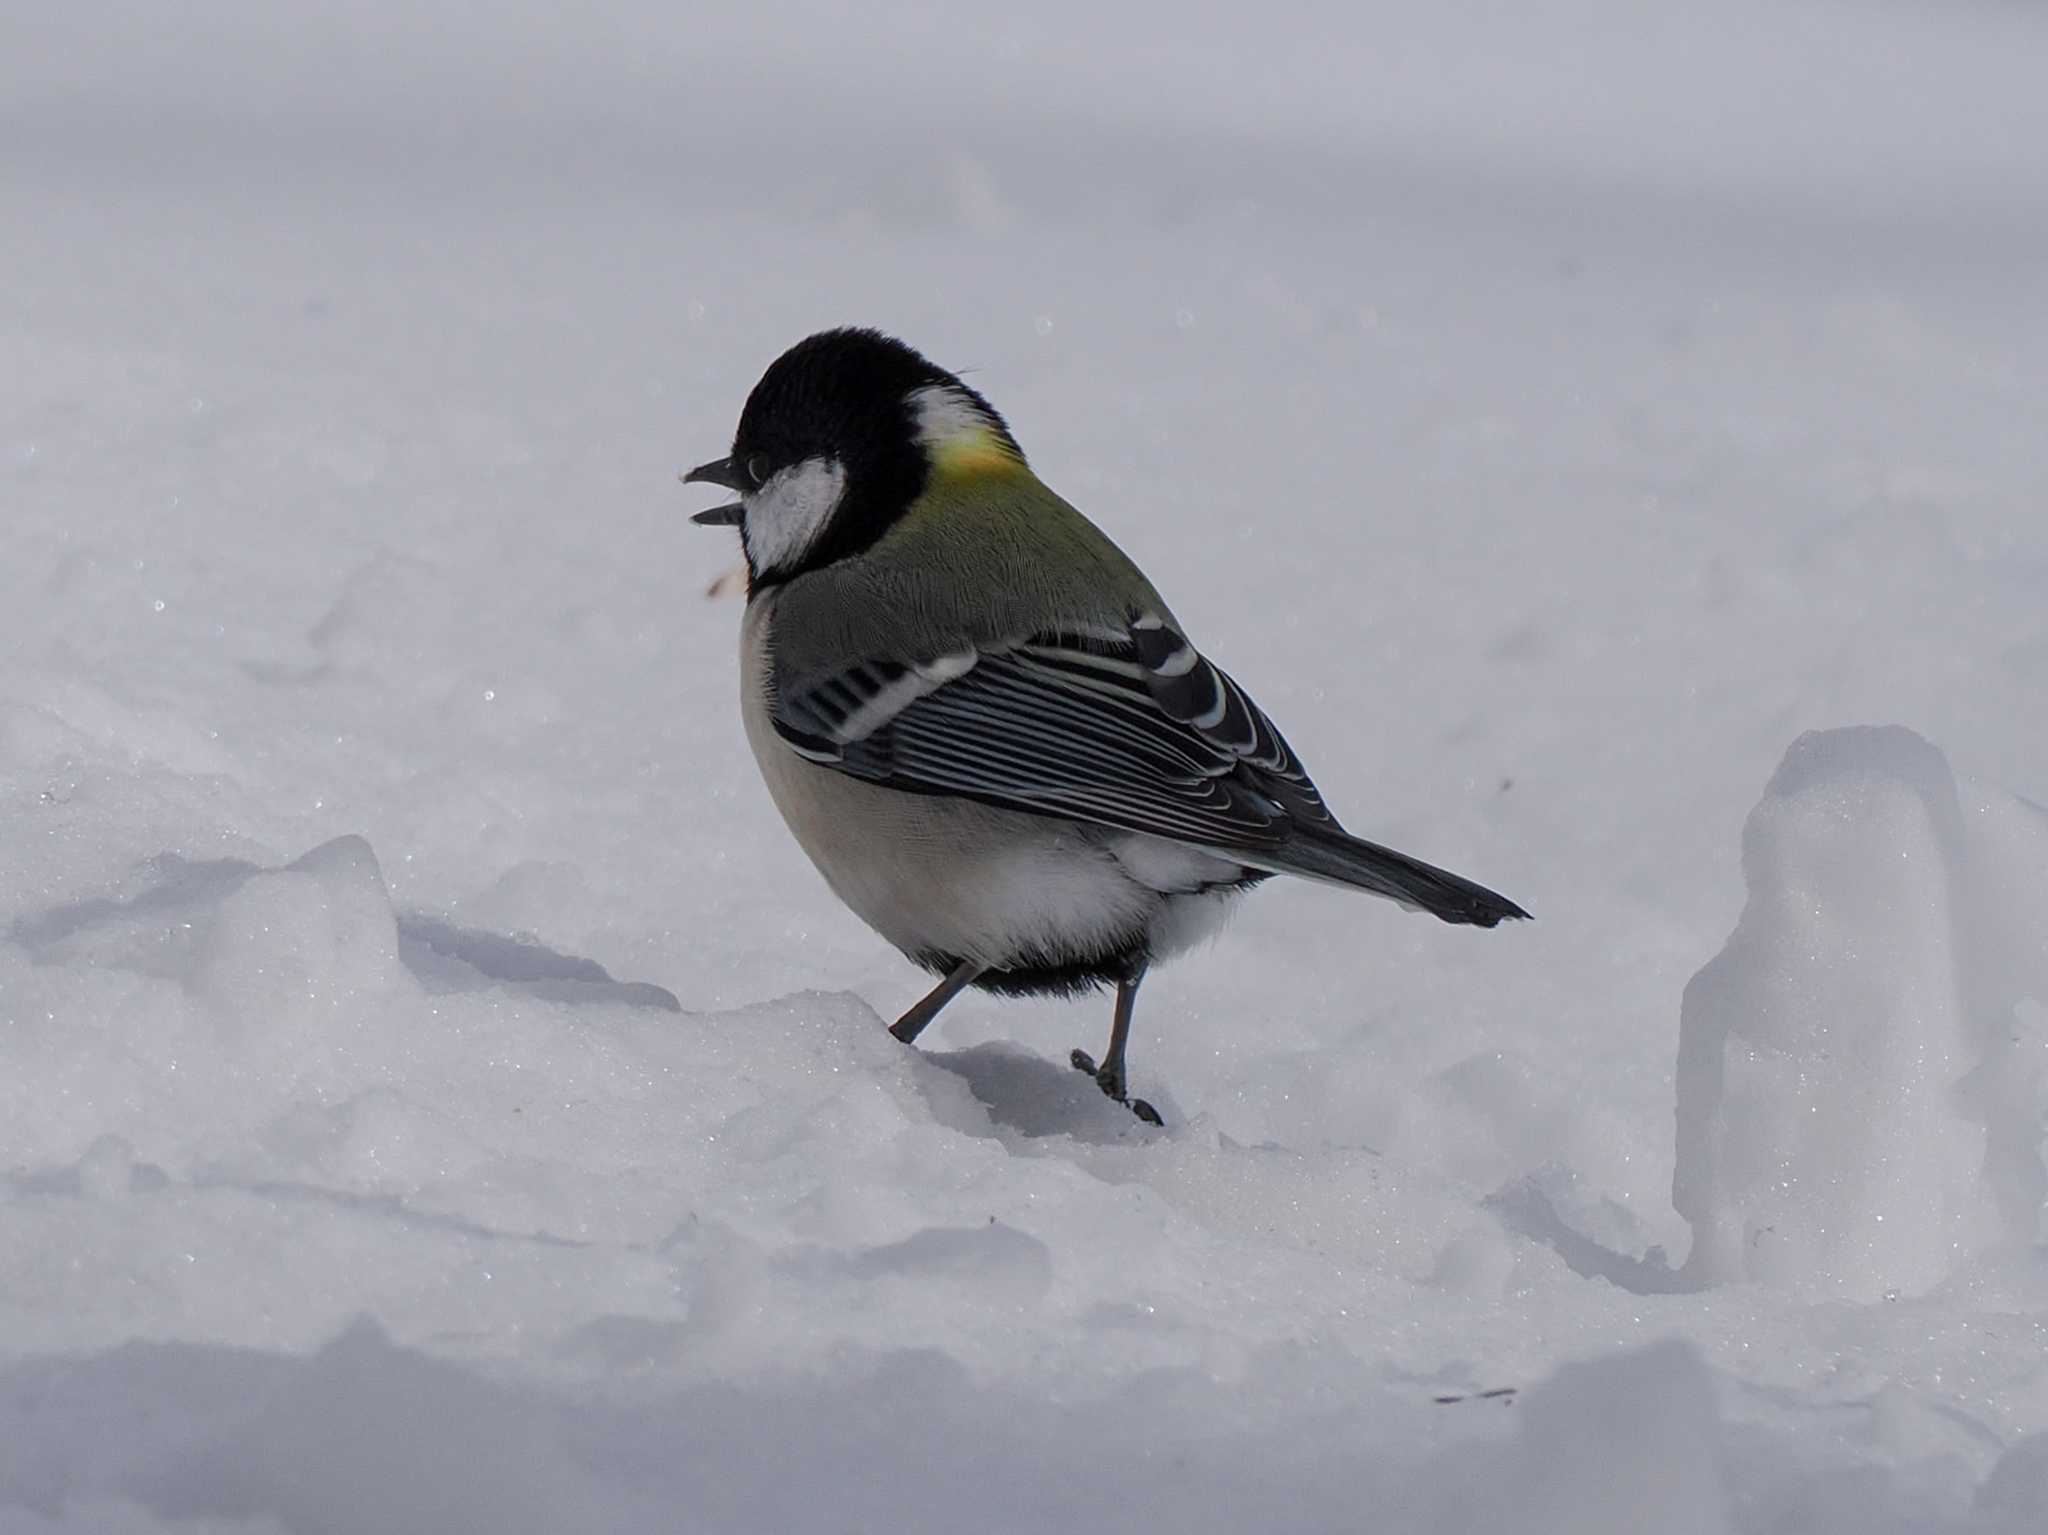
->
<box><xmin>682</xmin><ymin>457</ymin><xmax>745</xmax><ymax>526</ymax></box>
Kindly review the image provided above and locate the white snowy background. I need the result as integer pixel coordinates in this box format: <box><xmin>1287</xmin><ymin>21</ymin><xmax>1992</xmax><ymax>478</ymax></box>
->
<box><xmin>5</xmin><ymin>1</ymin><xmax>2047</xmax><ymax>1529</ymax></box>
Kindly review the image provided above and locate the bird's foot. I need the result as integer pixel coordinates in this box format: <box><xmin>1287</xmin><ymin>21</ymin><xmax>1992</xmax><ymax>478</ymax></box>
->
<box><xmin>1068</xmin><ymin>1049</ymin><xmax>1164</xmax><ymax>1126</ymax></box>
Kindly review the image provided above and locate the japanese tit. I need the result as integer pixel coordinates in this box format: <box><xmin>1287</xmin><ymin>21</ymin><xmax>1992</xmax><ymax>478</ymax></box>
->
<box><xmin>686</xmin><ymin>328</ymin><xmax>1526</xmax><ymax>1123</ymax></box>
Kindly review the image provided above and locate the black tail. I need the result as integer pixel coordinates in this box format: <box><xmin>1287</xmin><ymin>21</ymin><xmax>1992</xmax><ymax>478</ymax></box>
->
<box><xmin>1265</xmin><ymin>827</ymin><xmax>1530</xmax><ymax>927</ymax></box>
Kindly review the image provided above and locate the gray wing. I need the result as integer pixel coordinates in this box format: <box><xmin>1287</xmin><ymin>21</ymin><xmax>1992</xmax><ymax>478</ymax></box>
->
<box><xmin>770</xmin><ymin>612</ymin><xmax>1338</xmax><ymax>855</ymax></box>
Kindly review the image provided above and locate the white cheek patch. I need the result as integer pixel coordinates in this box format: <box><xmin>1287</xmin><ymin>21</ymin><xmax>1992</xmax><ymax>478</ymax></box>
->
<box><xmin>742</xmin><ymin>457</ymin><xmax>847</xmax><ymax>577</ymax></box>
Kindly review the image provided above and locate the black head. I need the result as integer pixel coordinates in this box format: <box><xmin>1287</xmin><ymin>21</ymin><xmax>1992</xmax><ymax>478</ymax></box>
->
<box><xmin>684</xmin><ymin>328</ymin><xmax>1023</xmax><ymax>588</ymax></box>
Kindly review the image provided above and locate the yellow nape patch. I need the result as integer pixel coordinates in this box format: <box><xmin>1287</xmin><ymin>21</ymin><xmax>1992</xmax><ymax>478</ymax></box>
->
<box><xmin>912</xmin><ymin>383</ymin><xmax>1026</xmax><ymax>479</ymax></box>
<box><xmin>927</xmin><ymin>425</ymin><xmax>1025</xmax><ymax>479</ymax></box>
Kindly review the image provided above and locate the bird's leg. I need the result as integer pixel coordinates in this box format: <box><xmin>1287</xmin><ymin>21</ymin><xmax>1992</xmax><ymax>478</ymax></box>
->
<box><xmin>1069</xmin><ymin>960</ymin><xmax>1163</xmax><ymax>1125</ymax></box>
<box><xmin>889</xmin><ymin>959</ymin><xmax>982</xmax><ymax>1044</ymax></box>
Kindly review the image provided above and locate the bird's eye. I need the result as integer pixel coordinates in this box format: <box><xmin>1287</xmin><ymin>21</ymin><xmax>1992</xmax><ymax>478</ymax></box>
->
<box><xmin>746</xmin><ymin>453</ymin><xmax>770</xmax><ymax>488</ymax></box>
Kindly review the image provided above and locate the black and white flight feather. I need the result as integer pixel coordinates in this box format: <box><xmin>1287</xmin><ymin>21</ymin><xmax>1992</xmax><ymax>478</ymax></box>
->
<box><xmin>772</xmin><ymin>614</ymin><xmax>1527</xmax><ymax>929</ymax></box>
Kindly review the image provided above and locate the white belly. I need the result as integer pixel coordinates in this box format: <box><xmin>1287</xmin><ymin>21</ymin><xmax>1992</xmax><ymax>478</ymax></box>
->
<box><xmin>739</xmin><ymin>597</ymin><xmax>1246</xmax><ymax>975</ymax></box>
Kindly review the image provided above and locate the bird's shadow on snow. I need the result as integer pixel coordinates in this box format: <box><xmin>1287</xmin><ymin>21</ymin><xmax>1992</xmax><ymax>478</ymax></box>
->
<box><xmin>922</xmin><ymin>1041</ymin><xmax>1171</xmax><ymax>1144</ymax></box>
<box><xmin>7</xmin><ymin>850</ymin><xmax>680</xmax><ymax>1013</ymax></box>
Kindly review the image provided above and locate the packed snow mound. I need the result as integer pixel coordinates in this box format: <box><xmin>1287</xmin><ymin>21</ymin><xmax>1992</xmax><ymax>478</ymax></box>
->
<box><xmin>1675</xmin><ymin>726</ymin><xmax>2048</xmax><ymax>1297</ymax></box>
<box><xmin>1401</xmin><ymin>1341</ymin><xmax>1730</xmax><ymax>1535</ymax></box>
<box><xmin>15</xmin><ymin>1326</ymin><xmax>2046</xmax><ymax>1535</ymax></box>
<box><xmin>0</xmin><ymin>830</ymin><xmax>1538</xmax><ymax>1371</ymax></box>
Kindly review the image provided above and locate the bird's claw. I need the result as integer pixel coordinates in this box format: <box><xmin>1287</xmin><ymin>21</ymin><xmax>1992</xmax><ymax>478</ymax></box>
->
<box><xmin>1068</xmin><ymin>1047</ymin><xmax>1121</xmax><ymax>1098</ymax></box>
<box><xmin>1069</xmin><ymin>1049</ymin><xmax>1163</xmax><ymax>1126</ymax></box>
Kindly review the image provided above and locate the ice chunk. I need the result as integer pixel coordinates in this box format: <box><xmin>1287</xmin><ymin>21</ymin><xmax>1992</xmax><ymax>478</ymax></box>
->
<box><xmin>1953</xmin><ymin>789</ymin><xmax>2048</xmax><ymax>1243</ymax></box>
<box><xmin>1674</xmin><ymin>727</ymin><xmax>2043</xmax><ymax>1297</ymax></box>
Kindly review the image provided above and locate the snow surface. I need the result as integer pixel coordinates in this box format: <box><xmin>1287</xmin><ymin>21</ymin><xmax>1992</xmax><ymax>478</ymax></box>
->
<box><xmin>4</xmin><ymin>2</ymin><xmax>2047</xmax><ymax>1530</ymax></box>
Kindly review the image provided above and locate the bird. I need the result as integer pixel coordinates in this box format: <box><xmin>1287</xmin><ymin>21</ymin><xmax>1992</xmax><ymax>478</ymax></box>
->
<box><xmin>685</xmin><ymin>327</ymin><xmax>1526</xmax><ymax>1123</ymax></box>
